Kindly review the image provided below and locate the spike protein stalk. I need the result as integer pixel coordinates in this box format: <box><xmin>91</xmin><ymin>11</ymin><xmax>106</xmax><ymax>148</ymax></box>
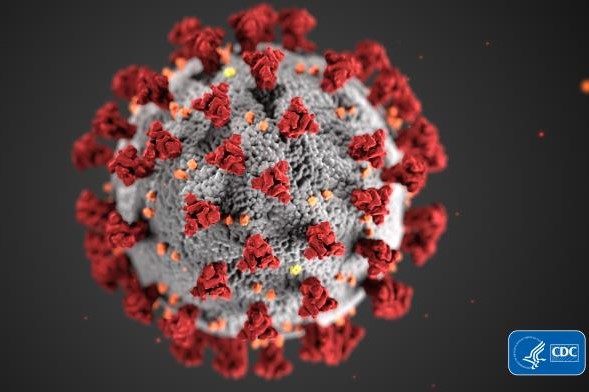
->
<box><xmin>72</xmin><ymin>3</ymin><xmax>448</xmax><ymax>380</ymax></box>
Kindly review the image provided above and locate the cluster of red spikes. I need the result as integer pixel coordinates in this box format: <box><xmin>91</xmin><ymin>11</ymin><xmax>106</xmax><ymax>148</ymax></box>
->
<box><xmin>300</xmin><ymin>317</ymin><xmax>365</xmax><ymax>365</ymax></box>
<box><xmin>71</xmin><ymin>2</ymin><xmax>448</xmax><ymax>380</ymax></box>
<box><xmin>91</xmin><ymin>102</ymin><xmax>137</xmax><ymax>140</ymax></box>
<box><xmin>401</xmin><ymin>204</ymin><xmax>448</xmax><ymax>266</ymax></box>
<box><xmin>203</xmin><ymin>133</ymin><xmax>245</xmax><ymax>175</ymax></box>
<box><xmin>243</xmin><ymin>47</ymin><xmax>285</xmax><ymax>90</ymax></box>
<box><xmin>355</xmin><ymin>239</ymin><xmax>401</xmax><ymax>279</ymax></box>
<box><xmin>190</xmin><ymin>262</ymin><xmax>231</xmax><ymax>300</ymax></box>
<box><xmin>250</xmin><ymin>160</ymin><xmax>293</xmax><ymax>204</ymax></box>
<box><xmin>278</xmin><ymin>97</ymin><xmax>320</xmax><ymax>138</ymax></box>
<box><xmin>363</xmin><ymin>275</ymin><xmax>413</xmax><ymax>320</ymax></box>
<box><xmin>351</xmin><ymin>185</ymin><xmax>393</xmax><ymax>225</ymax></box>
<box><xmin>238</xmin><ymin>302</ymin><xmax>278</xmax><ymax>341</ymax></box>
<box><xmin>183</xmin><ymin>194</ymin><xmax>221</xmax><ymax>237</ymax></box>
<box><xmin>298</xmin><ymin>277</ymin><xmax>338</xmax><ymax>318</ymax></box>
<box><xmin>348</xmin><ymin>128</ymin><xmax>387</xmax><ymax>169</ymax></box>
<box><xmin>381</xmin><ymin>154</ymin><xmax>429</xmax><ymax>194</ymax></box>
<box><xmin>76</xmin><ymin>189</ymin><xmax>162</xmax><ymax>323</ymax></box>
<box><xmin>191</xmin><ymin>82</ymin><xmax>232</xmax><ymax>127</ymax></box>
<box><xmin>107</xmin><ymin>121</ymin><xmax>182</xmax><ymax>186</ymax></box>
<box><xmin>104</xmin><ymin>211</ymin><xmax>148</xmax><ymax>249</ymax></box>
<box><xmin>304</xmin><ymin>222</ymin><xmax>346</xmax><ymax>260</ymax></box>
<box><xmin>236</xmin><ymin>234</ymin><xmax>281</xmax><ymax>273</ymax></box>
<box><xmin>320</xmin><ymin>51</ymin><xmax>362</xmax><ymax>93</ymax></box>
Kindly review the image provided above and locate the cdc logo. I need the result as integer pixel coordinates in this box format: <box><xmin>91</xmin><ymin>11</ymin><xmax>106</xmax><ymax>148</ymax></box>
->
<box><xmin>511</xmin><ymin>336</ymin><xmax>546</xmax><ymax>370</ymax></box>
<box><xmin>550</xmin><ymin>344</ymin><xmax>579</xmax><ymax>362</ymax></box>
<box><xmin>508</xmin><ymin>330</ymin><xmax>586</xmax><ymax>376</ymax></box>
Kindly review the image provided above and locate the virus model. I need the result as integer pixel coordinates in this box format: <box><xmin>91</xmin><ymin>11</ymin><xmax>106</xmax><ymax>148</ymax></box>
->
<box><xmin>72</xmin><ymin>3</ymin><xmax>448</xmax><ymax>380</ymax></box>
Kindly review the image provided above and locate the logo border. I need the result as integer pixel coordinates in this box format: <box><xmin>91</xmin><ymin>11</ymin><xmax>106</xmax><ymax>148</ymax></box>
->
<box><xmin>508</xmin><ymin>329</ymin><xmax>586</xmax><ymax>376</ymax></box>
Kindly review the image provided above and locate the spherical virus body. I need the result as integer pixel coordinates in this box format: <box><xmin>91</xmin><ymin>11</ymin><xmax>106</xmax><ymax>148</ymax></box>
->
<box><xmin>72</xmin><ymin>3</ymin><xmax>448</xmax><ymax>380</ymax></box>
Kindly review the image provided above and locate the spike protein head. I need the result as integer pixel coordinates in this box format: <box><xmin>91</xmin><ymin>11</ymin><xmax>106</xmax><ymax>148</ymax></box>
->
<box><xmin>72</xmin><ymin>4</ymin><xmax>448</xmax><ymax>380</ymax></box>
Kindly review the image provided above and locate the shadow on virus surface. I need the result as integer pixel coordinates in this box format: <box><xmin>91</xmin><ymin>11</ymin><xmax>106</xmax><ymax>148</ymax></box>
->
<box><xmin>72</xmin><ymin>3</ymin><xmax>448</xmax><ymax>380</ymax></box>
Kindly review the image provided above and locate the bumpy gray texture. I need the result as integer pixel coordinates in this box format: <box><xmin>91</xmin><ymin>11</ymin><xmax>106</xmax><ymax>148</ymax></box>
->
<box><xmin>113</xmin><ymin>44</ymin><xmax>407</xmax><ymax>338</ymax></box>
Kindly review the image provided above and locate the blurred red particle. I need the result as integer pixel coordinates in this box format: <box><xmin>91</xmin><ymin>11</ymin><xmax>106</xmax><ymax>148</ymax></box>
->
<box><xmin>278</xmin><ymin>97</ymin><xmax>319</xmax><ymax>138</ymax></box>
<box><xmin>228</xmin><ymin>4</ymin><xmax>278</xmax><ymax>52</ymax></box>
<box><xmin>242</xmin><ymin>47</ymin><xmax>285</xmax><ymax>90</ymax></box>
<box><xmin>192</xmin><ymin>82</ymin><xmax>231</xmax><ymax>127</ymax></box>
<box><xmin>236</xmin><ymin>234</ymin><xmax>280</xmax><ymax>272</ymax></box>
<box><xmin>304</xmin><ymin>221</ymin><xmax>346</xmax><ymax>260</ymax></box>
<box><xmin>363</xmin><ymin>275</ymin><xmax>413</xmax><ymax>320</ymax></box>
<box><xmin>351</xmin><ymin>185</ymin><xmax>392</xmax><ymax>225</ymax></box>
<box><xmin>238</xmin><ymin>301</ymin><xmax>278</xmax><ymax>341</ymax></box>
<box><xmin>183</xmin><ymin>193</ymin><xmax>221</xmax><ymax>236</ymax></box>
<box><xmin>299</xmin><ymin>317</ymin><xmax>365</xmax><ymax>365</ymax></box>
<box><xmin>204</xmin><ymin>133</ymin><xmax>246</xmax><ymax>175</ymax></box>
<box><xmin>71</xmin><ymin>133</ymin><xmax>113</xmax><ymax>170</ymax></box>
<box><xmin>191</xmin><ymin>262</ymin><xmax>232</xmax><ymax>300</ymax></box>
<box><xmin>537</xmin><ymin>130</ymin><xmax>545</xmax><ymax>139</ymax></box>
<box><xmin>298</xmin><ymin>277</ymin><xmax>338</xmax><ymax>318</ymax></box>
<box><xmin>278</xmin><ymin>8</ymin><xmax>316</xmax><ymax>52</ymax></box>
<box><xmin>255</xmin><ymin>342</ymin><xmax>293</xmax><ymax>380</ymax></box>
<box><xmin>348</xmin><ymin>128</ymin><xmax>387</xmax><ymax>169</ymax></box>
<box><xmin>251</xmin><ymin>160</ymin><xmax>292</xmax><ymax>203</ymax></box>
<box><xmin>321</xmin><ymin>50</ymin><xmax>361</xmax><ymax>93</ymax></box>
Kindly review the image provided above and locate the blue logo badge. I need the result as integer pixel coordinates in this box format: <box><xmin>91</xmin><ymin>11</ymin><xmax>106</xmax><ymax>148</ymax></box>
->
<box><xmin>508</xmin><ymin>330</ymin><xmax>586</xmax><ymax>376</ymax></box>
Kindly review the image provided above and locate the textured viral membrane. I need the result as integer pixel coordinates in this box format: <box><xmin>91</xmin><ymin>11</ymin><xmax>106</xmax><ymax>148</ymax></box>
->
<box><xmin>72</xmin><ymin>4</ymin><xmax>448</xmax><ymax>380</ymax></box>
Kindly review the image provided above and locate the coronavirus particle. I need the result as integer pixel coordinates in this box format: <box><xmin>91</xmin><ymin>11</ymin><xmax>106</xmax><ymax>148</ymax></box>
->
<box><xmin>72</xmin><ymin>4</ymin><xmax>448</xmax><ymax>380</ymax></box>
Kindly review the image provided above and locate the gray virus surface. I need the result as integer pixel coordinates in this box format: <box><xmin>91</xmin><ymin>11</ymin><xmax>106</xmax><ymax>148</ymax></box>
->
<box><xmin>114</xmin><ymin>46</ymin><xmax>406</xmax><ymax>338</ymax></box>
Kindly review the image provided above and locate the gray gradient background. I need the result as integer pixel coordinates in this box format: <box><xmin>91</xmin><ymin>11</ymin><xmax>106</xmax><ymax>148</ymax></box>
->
<box><xmin>3</xmin><ymin>0</ymin><xmax>589</xmax><ymax>390</ymax></box>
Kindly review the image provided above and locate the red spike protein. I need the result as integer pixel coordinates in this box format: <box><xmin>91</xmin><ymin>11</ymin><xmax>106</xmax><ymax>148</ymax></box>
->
<box><xmin>72</xmin><ymin>3</ymin><xmax>448</xmax><ymax>380</ymax></box>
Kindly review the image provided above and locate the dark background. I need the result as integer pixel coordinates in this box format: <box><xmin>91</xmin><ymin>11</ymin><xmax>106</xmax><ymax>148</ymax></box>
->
<box><xmin>3</xmin><ymin>0</ymin><xmax>588</xmax><ymax>390</ymax></box>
